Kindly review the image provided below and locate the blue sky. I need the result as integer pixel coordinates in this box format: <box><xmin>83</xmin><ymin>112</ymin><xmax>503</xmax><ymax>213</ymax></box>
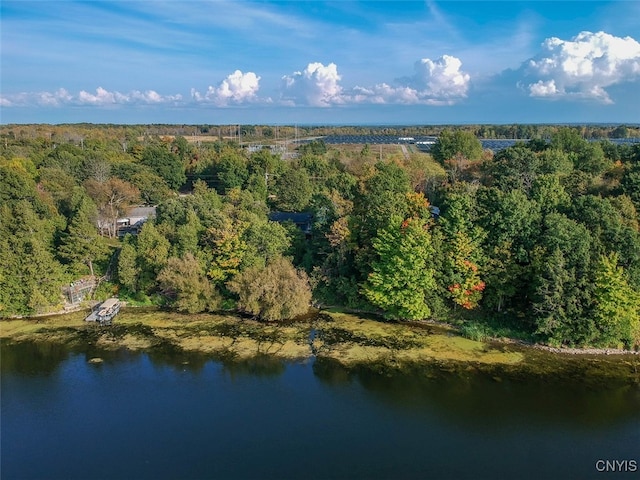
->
<box><xmin>1</xmin><ymin>0</ymin><xmax>639</xmax><ymax>124</ymax></box>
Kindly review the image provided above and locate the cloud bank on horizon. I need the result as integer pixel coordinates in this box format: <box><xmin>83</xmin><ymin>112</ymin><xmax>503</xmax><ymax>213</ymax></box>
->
<box><xmin>1</xmin><ymin>1</ymin><xmax>639</xmax><ymax>123</ymax></box>
<box><xmin>523</xmin><ymin>31</ymin><xmax>640</xmax><ymax>103</ymax></box>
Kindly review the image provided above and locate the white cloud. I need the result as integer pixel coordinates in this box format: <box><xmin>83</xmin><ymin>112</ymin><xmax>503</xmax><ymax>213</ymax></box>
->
<box><xmin>1</xmin><ymin>87</ymin><xmax>182</xmax><ymax>107</ymax></box>
<box><xmin>77</xmin><ymin>87</ymin><xmax>182</xmax><ymax>105</ymax></box>
<box><xmin>529</xmin><ymin>79</ymin><xmax>558</xmax><ymax>97</ymax></box>
<box><xmin>78</xmin><ymin>87</ymin><xmax>122</xmax><ymax>105</ymax></box>
<box><xmin>350</xmin><ymin>84</ymin><xmax>419</xmax><ymax>105</ymax></box>
<box><xmin>191</xmin><ymin>70</ymin><xmax>262</xmax><ymax>106</ymax></box>
<box><xmin>38</xmin><ymin>88</ymin><xmax>73</xmax><ymax>106</ymax></box>
<box><xmin>410</xmin><ymin>55</ymin><xmax>470</xmax><ymax>98</ymax></box>
<box><xmin>280</xmin><ymin>62</ymin><xmax>343</xmax><ymax>107</ymax></box>
<box><xmin>1</xmin><ymin>56</ymin><xmax>472</xmax><ymax>110</ymax></box>
<box><xmin>351</xmin><ymin>55</ymin><xmax>470</xmax><ymax>105</ymax></box>
<box><xmin>280</xmin><ymin>56</ymin><xmax>470</xmax><ymax>107</ymax></box>
<box><xmin>524</xmin><ymin>31</ymin><xmax>640</xmax><ymax>103</ymax></box>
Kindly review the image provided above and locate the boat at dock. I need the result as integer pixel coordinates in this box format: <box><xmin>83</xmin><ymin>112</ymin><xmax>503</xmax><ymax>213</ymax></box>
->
<box><xmin>85</xmin><ymin>298</ymin><xmax>121</xmax><ymax>325</ymax></box>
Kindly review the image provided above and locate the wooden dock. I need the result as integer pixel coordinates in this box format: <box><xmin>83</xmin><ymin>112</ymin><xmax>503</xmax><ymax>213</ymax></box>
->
<box><xmin>85</xmin><ymin>298</ymin><xmax>121</xmax><ymax>325</ymax></box>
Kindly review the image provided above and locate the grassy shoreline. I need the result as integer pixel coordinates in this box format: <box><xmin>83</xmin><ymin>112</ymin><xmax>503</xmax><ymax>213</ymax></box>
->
<box><xmin>1</xmin><ymin>308</ymin><xmax>639</xmax><ymax>385</ymax></box>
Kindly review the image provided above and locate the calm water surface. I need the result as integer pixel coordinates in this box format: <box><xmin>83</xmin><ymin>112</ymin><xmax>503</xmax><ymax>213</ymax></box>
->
<box><xmin>2</xmin><ymin>341</ymin><xmax>639</xmax><ymax>479</ymax></box>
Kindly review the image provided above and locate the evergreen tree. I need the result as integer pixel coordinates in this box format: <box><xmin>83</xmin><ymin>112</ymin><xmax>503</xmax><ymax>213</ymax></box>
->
<box><xmin>136</xmin><ymin>222</ymin><xmax>170</xmax><ymax>292</ymax></box>
<box><xmin>58</xmin><ymin>198</ymin><xmax>108</xmax><ymax>276</ymax></box>
<box><xmin>117</xmin><ymin>240</ymin><xmax>139</xmax><ymax>292</ymax></box>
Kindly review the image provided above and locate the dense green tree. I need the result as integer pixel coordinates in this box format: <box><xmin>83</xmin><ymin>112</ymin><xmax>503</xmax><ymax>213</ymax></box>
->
<box><xmin>135</xmin><ymin>222</ymin><xmax>170</xmax><ymax>292</ymax></box>
<box><xmin>550</xmin><ymin>127</ymin><xmax>588</xmax><ymax>154</ymax></box>
<box><xmin>575</xmin><ymin>142</ymin><xmax>610</xmax><ymax>176</ymax></box>
<box><xmin>531</xmin><ymin>248</ymin><xmax>582</xmax><ymax>345</ymax></box>
<box><xmin>438</xmin><ymin>184</ymin><xmax>481</xmax><ymax>238</ymax></box>
<box><xmin>117</xmin><ymin>240</ymin><xmax>139</xmax><ymax>292</ymax></box>
<box><xmin>482</xmin><ymin>241</ymin><xmax>524</xmax><ymax>313</ymax></box>
<box><xmin>531</xmin><ymin>174</ymin><xmax>571</xmax><ymax>214</ymax></box>
<box><xmin>431</xmin><ymin>129</ymin><xmax>483</xmax><ymax>165</ymax></box>
<box><xmin>37</xmin><ymin>167</ymin><xmax>83</xmax><ymax>217</ymax></box>
<box><xmin>609</xmin><ymin>125</ymin><xmax>629</xmax><ymax>138</ymax></box>
<box><xmin>567</xmin><ymin>195</ymin><xmax>640</xmax><ymax>285</ymax></box>
<box><xmin>112</xmin><ymin>163</ymin><xmax>172</xmax><ymax>205</ymax></box>
<box><xmin>272</xmin><ymin>168</ymin><xmax>312</xmax><ymax>212</ymax></box>
<box><xmin>171</xmin><ymin>136</ymin><xmax>193</xmax><ymax>164</ymax></box>
<box><xmin>0</xmin><ymin>164</ymin><xmax>67</xmax><ymax>316</ymax></box>
<box><xmin>477</xmin><ymin>188</ymin><xmax>541</xmax><ymax>263</ymax></box>
<box><xmin>58</xmin><ymin>197</ymin><xmax>109</xmax><ymax>276</ymax></box>
<box><xmin>488</xmin><ymin>144</ymin><xmax>540</xmax><ymax>193</ymax></box>
<box><xmin>590</xmin><ymin>253</ymin><xmax>640</xmax><ymax>348</ymax></box>
<box><xmin>158</xmin><ymin>253</ymin><xmax>219</xmax><ymax>313</ymax></box>
<box><xmin>242</xmin><ymin>220</ymin><xmax>291</xmax><ymax>269</ymax></box>
<box><xmin>247</xmin><ymin>149</ymin><xmax>286</xmax><ymax>178</ymax></box>
<box><xmin>299</xmin><ymin>140</ymin><xmax>327</xmax><ymax>156</ymax></box>
<box><xmin>140</xmin><ymin>145</ymin><xmax>186</xmax><ymax>190</ymax></box>
<box><xmin>531</xmin><ymin>214</ymin><xmax>594</xmax><ymax>345</ymax></box>
<box><xmin>621</xmin><ymin>164</ymin><xmax>640</xmax><ymax>210</ymax></box>
<box><xmin>174</xmin><ymin>209</ymin><xmax>203</xmax><ymax>257</ymax></box>
<box><xmin>538</xmin><ymin>148</ymin><xmax>573</xmax><ymax>175</ymax></box>
<box><xmin>212</xmin><ymin>152</ymin><xmax>249</xmax><ymax>193</ymax></box>
<box><xmin>361</xmin><ymin>217</ymin><xmax>437</xmax><ymax>320</ymax></box>
<box><xmin>353</xmin><ymin>161</ymin><xmax>411</xmax><ymax>241</ymax></box>
<box><xmin>42</xmin><ymin>143</ymin><xmax>85</xmax><ymax>178</ymax></box>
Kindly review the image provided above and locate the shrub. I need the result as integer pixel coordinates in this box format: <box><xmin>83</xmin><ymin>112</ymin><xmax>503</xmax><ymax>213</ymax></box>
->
<box><xmin>228</xmin><ymin>256</ymin><xmax>312</xmax><ymax>321</ymax></box>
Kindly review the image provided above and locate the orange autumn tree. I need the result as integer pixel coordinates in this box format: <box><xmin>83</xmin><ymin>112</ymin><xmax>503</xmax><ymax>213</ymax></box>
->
<box><xmin>447</xmin><ymin>231</ymin><xmax>485</xmax><ymax>309</ymax></box>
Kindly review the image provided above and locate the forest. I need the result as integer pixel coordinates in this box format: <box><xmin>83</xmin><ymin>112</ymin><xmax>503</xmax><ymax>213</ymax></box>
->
<box><xmin>1</xmin><ymin>123</ymin><xmax>639</xmax><ymax>349</ymax></box>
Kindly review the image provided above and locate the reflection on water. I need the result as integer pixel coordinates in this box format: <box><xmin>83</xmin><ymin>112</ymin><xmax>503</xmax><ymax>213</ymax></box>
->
<box><xmin>2</xmin><ymin>340</ymin><xmax>639</xmax><ymax>480</ymax></box>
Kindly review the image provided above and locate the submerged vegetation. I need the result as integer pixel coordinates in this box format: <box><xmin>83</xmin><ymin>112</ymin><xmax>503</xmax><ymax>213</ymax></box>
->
<box><xmin>2</xmin><ymin>309</ymin><xmax>638</xmax><ymax>387</ymax></box>
<box><xmin>1</xmin><ymin>123</ymin><xmax>640</xmax><ymax>350</ymax></box>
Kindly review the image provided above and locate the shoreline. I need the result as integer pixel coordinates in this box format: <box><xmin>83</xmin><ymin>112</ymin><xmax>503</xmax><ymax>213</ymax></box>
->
<box><xmin>2</xmin><ymin>306</ymin><xmax>639</xmax><ymax>358</ymax></box>
<box><xmin>0</xmin><ymin>309</ymin><xmax>639</xmax><ymax>389</ymax></box>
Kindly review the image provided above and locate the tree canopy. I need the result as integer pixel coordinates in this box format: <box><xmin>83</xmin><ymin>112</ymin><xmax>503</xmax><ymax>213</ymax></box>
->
<box><xmin>2</xmin><ymin>124</ymin><xmax>639</xmax><ymax>347</ymax></box>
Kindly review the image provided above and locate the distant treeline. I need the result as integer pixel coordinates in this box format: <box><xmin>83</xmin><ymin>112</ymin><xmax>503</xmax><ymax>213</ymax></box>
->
<box><xmin>1</xmin><ymin>124</ymin><xmax>639</xmax><ymax>349</ymax></box>
<box><xmin>2</xmin><ymin>123</ymin><xmax>639</xmax><ymax>144</ymax></box>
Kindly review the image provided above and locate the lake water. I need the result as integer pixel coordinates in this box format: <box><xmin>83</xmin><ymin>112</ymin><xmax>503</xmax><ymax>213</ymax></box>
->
<box><xmin>2</xmin><ymin>341</ymin><xmax>639</xmax><ymax>479</ymax></box>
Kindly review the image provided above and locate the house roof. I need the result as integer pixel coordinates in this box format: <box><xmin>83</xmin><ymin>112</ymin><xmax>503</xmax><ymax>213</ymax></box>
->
<box><xmin>269</xmin><ymin>212</ymin><xmax>313</xmax><ymax>223</ymax></box>
<box><xmin>128</xmin><ymin>206</ymin><xmax>156</xmax><ymax>218</ymax></box>
<box><xmin>100</xmin><ymin>298</ymin><xmax>120</xmax><ymax>309</ymax></box>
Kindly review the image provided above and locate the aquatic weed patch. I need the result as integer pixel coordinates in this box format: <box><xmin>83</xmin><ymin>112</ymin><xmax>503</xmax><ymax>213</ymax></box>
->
<box><xmin>317</xmin><ymin>326</ymin><xmax>421</xmax><ymax>350</ymax></box>
<box><xmin>3</xmin><ymin>309</ymin><xmax>638</xmax><ymax>385</ymax></box>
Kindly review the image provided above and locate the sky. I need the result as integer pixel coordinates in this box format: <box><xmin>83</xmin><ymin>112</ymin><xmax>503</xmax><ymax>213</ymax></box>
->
<box><xmin>1</xmin><ymin>0</ymin><xmax>639</xmax><ymax>125</ymax></box>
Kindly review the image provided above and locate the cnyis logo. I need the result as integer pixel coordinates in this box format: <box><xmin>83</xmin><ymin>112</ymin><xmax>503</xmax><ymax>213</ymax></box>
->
<box><xmin>595</xmin><ymin>460</ymin><xmax>638</xmax><ymax>472</ymax></box>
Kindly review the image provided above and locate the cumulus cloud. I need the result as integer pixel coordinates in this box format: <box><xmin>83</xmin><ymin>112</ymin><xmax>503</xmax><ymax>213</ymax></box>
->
<box><xmin>280</xmin><ymin>62</ymin><xmax>343</xmax><ymax>107</ymax></box>
<box><xmin>1</xmin><ymin>87</ymin><xmax>182</xmax><ymax>107</ymax></box>
<box><xmin>350</xmin><ymin>84</ymin><xmax>420</xmax><ymax>105</ymax></box>
<box><xmin>191</xmin><ymin>70</ymin><xmax>261</xmax><ymax>105</ymax></box>
<box><xmin>281</xmin><ymin>57</ymin><xmax>469</xmax><ymax>107</ymax></box>
<box><xmin>408</xmin><ymin>55</ymin><xmax>471</xmax><ymax>99</ymax></box>
<box><xmin>350</xmin><ymin>55</ymin><xmax>470</xmax><ymax>105</ymax></box>
<box><xmin>523</xmin><ymin>31</ymin><xmax>640</xmax><ymax>103</ymax></box>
